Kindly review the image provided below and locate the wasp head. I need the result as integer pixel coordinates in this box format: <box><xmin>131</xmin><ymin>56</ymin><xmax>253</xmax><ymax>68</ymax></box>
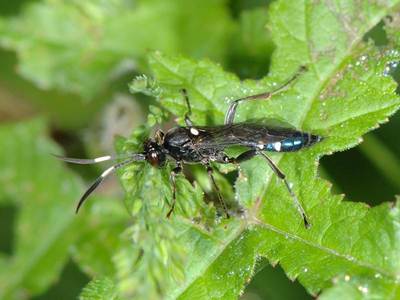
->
<box><xmin>144</xmin><ymin>138</ymin><xmax>166</xmax><ymax>167</ymax></box>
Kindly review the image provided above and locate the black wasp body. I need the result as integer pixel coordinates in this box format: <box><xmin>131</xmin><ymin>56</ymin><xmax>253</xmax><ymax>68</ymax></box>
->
<box><xmin>163</xmin><ymin>123</ymin><xmax>320</xmax><ymax>163</ymax></box>
<box><xmin>56</xmin><ymin>67</ymin><xmax>322</xmax><ymax>228</ymax></box>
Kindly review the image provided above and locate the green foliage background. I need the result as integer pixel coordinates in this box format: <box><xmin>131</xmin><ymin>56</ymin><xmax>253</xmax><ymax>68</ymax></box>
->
<box><xmin>0</xmin><ymin>1</ymin><xmax>400</xmax><ymax>299</ymax></box>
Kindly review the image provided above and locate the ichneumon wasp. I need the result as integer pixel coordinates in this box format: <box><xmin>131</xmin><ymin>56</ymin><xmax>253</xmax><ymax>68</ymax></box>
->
<box><xmin>55</xmin><ymin>66</ymin><xmax>322</xmax><ymax>228</ymax></box>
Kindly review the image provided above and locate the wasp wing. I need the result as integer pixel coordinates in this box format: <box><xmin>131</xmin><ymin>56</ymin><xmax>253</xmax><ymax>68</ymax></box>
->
<box><xmin>193</xmin><ymin>123</ymin><xmax>301</xmax><ymax>150</ymax></box>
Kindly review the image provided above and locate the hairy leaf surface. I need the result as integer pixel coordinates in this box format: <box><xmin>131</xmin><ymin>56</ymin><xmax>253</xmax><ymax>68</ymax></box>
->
<box><xmin>127</xmin><ymin>1</ymin><xmax>400</xmax><ymax>299</ymax></box>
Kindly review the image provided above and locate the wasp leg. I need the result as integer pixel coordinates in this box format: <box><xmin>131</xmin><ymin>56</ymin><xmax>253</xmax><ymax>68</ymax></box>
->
<box><xmin>224</xmin><ymin>66</ymin><xmax>307</xmax><ymax>125</ymax></box>
<box><xmin>226</xmin><ymin>149</ymin><xmax>310</xmax><ymax>227</ymax></box>
<box><xmin>256</xmin><ymin>151</ymin><xmax>310</xmax><ymax>228</ymax></box>
<box><xmin>206</xmin><ymin>164</ymin><xmax>230</xmax><ymax>218</ymax></box>
<box><xmin>180</xmin><ymin>88</ymin><xmax>194</xmax><ymax>127</ymax></box>
<box><xmin>166</xmin><ymin>163</ymin><xmax>182</xmax><ymax>218</ymax></box>
<box><xmin>228</xmin><ymin>149</ymin><xmax>257</xmax><ymax>164</ymax></box>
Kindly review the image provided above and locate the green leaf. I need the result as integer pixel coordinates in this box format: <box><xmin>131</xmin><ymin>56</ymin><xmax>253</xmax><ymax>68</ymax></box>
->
<box><xmin>319</xmin><ymin>273</ymin><xmax>400</xmax><ymax>300</ymax></box>
<box><xmin>0</xmin><ymin>0</ymin><xmax>234</xmax><ymax>98</ymax></box>
<box><xmin>80</xmin><ymin>277</ymin><xmax>118</xmax><ymax>300</ymax></box>
<box><xmin>0</xmin><ymin>119</ymin><xmax>82</xmax><ymax>299</ymax></box>
<box><xmin>126</xmin><ymin>1</ymin><xmax>400</xmax><ymax>299</ymax></box>
<box><xmin>71</xmin><ymin>198</ymin><xmax>129</xmax><ymax>278</ymax></box>
<box><xmin>227</xmin><ymin>6</ymin><xmax>274</xmax><ymax>79</ymax></box>
<box><xmin>0</xmin><ymin>118</ymin><xmax>134</xmax><ymax>299</ymax></box>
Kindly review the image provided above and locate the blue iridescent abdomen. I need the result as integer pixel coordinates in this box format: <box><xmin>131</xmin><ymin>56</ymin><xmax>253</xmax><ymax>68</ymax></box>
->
<box><xmin>265</xmin><ymin>132</ymin><xmax>320</xmax><ymax>152</ymax></box>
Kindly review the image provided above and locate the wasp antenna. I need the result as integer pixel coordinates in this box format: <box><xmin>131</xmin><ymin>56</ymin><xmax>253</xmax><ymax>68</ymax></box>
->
<box><xmin>53</xmin><ymin>154</ymin><xmax>115</xmax><ymax>164</ymax></box>
<box><xmin>75</xmin><ymin>156</ymin><xmax>144</xmax><ymax>213</ymax></box>
<box><xmin>76</xmin><ymin>174</ymin><xmax>106</xmax><ymax>213</ymax></box>
<box><xmin>53</xmin><ymin>153</ymin><xmax>145</xmax><ymax>165</ymax></box>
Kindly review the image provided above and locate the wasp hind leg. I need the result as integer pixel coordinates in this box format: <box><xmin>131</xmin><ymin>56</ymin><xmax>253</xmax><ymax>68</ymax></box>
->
<box><xmin>224</xmin><ymin>66</ymin><xmax>307</xmax><ymax>125</ymax></box>
<box><xmin>227</xmin><ymin>149</ymin><xmax>310</xmax><ymax>228</ymax></box>
<box><xmin>256</xmin><ymin>151</ymin><xmax>310</xmax><ymax>228</ymax></box>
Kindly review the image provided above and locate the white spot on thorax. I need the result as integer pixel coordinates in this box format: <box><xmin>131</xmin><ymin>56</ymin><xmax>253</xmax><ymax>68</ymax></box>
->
<box><xmin>190</xmin><ymin>128</ymin><xmax>199</xmax><ymax>135</ymax></box>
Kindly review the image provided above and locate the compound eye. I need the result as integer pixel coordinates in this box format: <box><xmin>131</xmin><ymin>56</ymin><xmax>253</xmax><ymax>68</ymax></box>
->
<box><xmin>148</xmin><ymin>151</ymin><xmax>159</xmax><ymax>166</ymax></box>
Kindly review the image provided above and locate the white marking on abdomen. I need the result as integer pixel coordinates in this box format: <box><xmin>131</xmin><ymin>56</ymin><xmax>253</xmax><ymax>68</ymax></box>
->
<box><xmin>273</xmin><ymin>142</ymin><xmax>282</xmax><ymax>152</ymax></box>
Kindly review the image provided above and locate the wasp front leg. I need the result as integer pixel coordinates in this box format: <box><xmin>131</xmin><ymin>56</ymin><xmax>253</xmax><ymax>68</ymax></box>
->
<box><xmin>166</xmin><ymin>162</ymin><xmax>183</xmax><ymax>218</ymax></box>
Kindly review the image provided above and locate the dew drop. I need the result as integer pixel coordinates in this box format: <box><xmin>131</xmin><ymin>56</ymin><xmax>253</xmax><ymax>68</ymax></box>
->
<box><xmin>224</xmin><ymin>96</ymin><xmax>234</xmax><ymax>103</ymax></box>
<box><xmin>374</xmin><ymin>273</ymin><xmax>382</xmax><ymax>279</ymax></box>
<box><xmin>347</xmin><ymin>256</ymin><xmax>355</xmax><ymax>261</ymax></box>
<box><xmin>386</xmin><ymin>49</ymin><xmax>400</xmax><ymax>57</ymax></box>
<box><xmin>358</xmin><ymin>285</ymin><xmax>369</xmax><ymax>294</ymax></box>
<box><xmin>344</xmin><ymin>275</ymin><xmax>351</xmax><ymax>281</ymax></box>
<box><xmin>319</xmin><ymin>111</ymin><xmax>328</xmax><ymax>120</ymax></box>
<box><xmin>383</xmin><ymin>61</ymin><xmax>399</xmax><ymax>77</ymax></box>
<box><xmin>303</xmin><ymin>267</ymin><xmax>308</xmax><ymax>273</ymax></box>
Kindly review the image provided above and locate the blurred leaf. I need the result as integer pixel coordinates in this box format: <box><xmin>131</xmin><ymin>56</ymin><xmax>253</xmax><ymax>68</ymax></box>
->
<box><xmin>0</xmin><ymin>0</ymin><xmax>234</xmax><ymax>98</ymax></box>
<box><xmin>0</xmin><ymin>119</ymin><xmax>82</xmax><ymax>299</ymax></box>
<box><xmin>385</xmin><ymin>12</ymin><xmax>400</xmax><ymax>45</ymax></box>
<box><xmin>243</xmin><ymin>263</ymin><xmax>311</xmax><ymax>300</ymax></box>
<box><xmin>0</xmin><ymin>118</ymin><xmax>137</xmax><ymax>299</ymax></box>
<box><xmin>227</xmin><ymin>6</ymin><xmax>274</xmax><ymax>79</ymax></box>
<box><xmin>71</xmin><ymin>198</ymin><xmax>129</xmax><ymax>278</ymax></box>
<box><xmin>359</xmin><ymin>134</ymin><xmax>400</xmax><ymax>190</ymax></box>
<box><xmin>126</xmin><ymin>0</ymin><xmax>400</xmax><ymax>299</ymax></box>
<box><xmin>80</xmin><ymin>277</ymin><xmax>118</xmax><ymax>300</ymax></box>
